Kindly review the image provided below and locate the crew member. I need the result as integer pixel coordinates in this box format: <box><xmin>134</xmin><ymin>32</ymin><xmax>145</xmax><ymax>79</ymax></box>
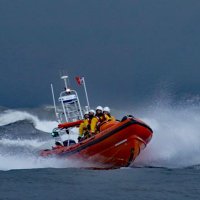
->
<box><xmin>85</xmin><ymin>109</ymin><xmax>95</xmax><ymax>138</ymax></box>
<box><xmin>103</xmin><ymin>107</ymin><xmax>115</xmax><ymax>121</ymax></box>
<box><xmin>78</xmin><ymin>111</ymin><xmax>89</xmax><ymax>141</ymax></box>
<box><xmin>78</xmin><ymin>110</ymin><xmax>95</xmax><ymax>141</ymax></box>
<box><xmin>90</xmin><ymin>106</ymin><xmax>107</xmax><ymax>135</ymax></box>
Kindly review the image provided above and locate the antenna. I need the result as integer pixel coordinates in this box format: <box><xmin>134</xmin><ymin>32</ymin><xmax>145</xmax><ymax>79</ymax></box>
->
<box><xmin>51</xmin><ymin>83</ymin><xmax>61</xmax><ymax>123</ymax></box>
<box><xmin>82</xmin><ymin>77</ymin><xmax>90</xmax><ymax>110</ymax></box>
<box><xmin>61</xmin><ymin>75</ymin><xmax>69</xmax><ymax>90</ymax></box>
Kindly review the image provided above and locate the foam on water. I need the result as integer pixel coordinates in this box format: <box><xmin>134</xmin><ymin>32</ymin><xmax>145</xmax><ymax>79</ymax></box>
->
<box><xmin>134</xmin><ymin>102</ymin><xmax>200</xmax><ymax>168</ymax></box>
<box><xmin>0</xmin><ymin>138</ymin><xmax>51</xmax><ymax>148</ymax></box>
<box><xmin>0</xmin><ymin>154</ymin><xmax>88</xmax><ymax>171</ymax></box>
<box><xmin>0</xmin><ymin>102</ymin><xmax>200</xmax><ymax>170</ymax></box>
<box><xmin>0</xmin><ymin>133</ymin><xmax>86</xmax><ymax>171</ymax></box>
<box><xmin>0</xmin><ymin>109</ymin><xmax>82</xmax><ymax>170</ymax></box>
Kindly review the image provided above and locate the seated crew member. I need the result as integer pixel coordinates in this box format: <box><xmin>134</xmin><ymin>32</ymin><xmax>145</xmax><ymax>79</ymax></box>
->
<box><xmin>90</xmin><ymin>106</ymin><xmax>107</xmax><ymax>135</ymax></box>
<box><xmin>78</xmin><ymin>110</ymin><xmax>96</xmax><ymax>141</ymax></box>
<box><xmin>103</xmin><ymin>107</ymin><xmax>115</xmax><ymax>121</ymax></box>
<box><xmin>78</xmin><ymin>111</ymin><xmax>89</xmax><ymax>142</ymax></box>
<box><xmin>85</xmin><ymin>109</ymin><xmax>95</xmax><ymax>138</ymax></box>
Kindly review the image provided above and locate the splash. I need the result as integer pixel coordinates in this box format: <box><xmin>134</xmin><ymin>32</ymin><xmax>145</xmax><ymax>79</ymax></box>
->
<box><xmin>0</xmin><ymin>110</ymin><xmax>58</xmax><ymax>133</ymax></box>
<box><xmin>0</xmin><ymin>137</ymin><xmax>89</xmax><ymax>171</ymax></box>
<box><xmin>1</xmin><ymin>102</ymin><xmax>200</xmax><ymax>170</ymax></box>
<box><xmin>134</xmin><ymin>102</ymin><xmax>200</xmax><ymax>168</ymax></box>
<box><xmin>0</xmin><ymin>109</ymin><xmax>82</xmax><ymax>170</ymax></box>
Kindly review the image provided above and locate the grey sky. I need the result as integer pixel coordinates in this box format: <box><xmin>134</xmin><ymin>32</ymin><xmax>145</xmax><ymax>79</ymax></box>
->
<box><xmin>0</xmin><ymin>0</ymin><xmax>200</xmax><ymax>108</ymax></box>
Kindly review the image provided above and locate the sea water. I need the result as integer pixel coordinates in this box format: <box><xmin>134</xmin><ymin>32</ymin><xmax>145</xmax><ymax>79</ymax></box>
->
<box><xmin>0</xmin><ymin>101</ymin><xmax>200</xmax><ymax>200</ymax></box>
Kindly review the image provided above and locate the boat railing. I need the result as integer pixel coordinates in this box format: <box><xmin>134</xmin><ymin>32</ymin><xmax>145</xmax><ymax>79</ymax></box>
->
<box><xmin>58</xmin><ymin>89</ymin><xmax>83</xmax><ymax>122</ymax></box>
<box><xmin>50</xmin><ymin>74</ymin><xmax>90</xmax><ymax>146</ymax></box>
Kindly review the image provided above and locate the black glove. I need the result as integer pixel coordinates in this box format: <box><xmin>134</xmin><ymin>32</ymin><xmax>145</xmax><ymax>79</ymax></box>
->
<box><xmin>78</xmin><ymin>136</ymin><xmax>82</xmax><ymax>142</ymax></box>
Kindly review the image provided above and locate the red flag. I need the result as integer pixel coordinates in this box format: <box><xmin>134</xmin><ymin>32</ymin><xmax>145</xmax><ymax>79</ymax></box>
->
<box><xmin>75</xmin><ymin>76</ymin><xmax>83</xmax><ymax>85</ymax></box>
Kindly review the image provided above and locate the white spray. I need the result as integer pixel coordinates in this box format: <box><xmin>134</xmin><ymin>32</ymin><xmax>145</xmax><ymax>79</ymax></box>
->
<box><xmin>0</xmin><ymin>103</ymin><xmax>200</xmax><ymax>170</ymax></box>
<box><xmin>134</xmin><ymin>102</ymin><xmax>200</xmax><ymax>168</ymax></box>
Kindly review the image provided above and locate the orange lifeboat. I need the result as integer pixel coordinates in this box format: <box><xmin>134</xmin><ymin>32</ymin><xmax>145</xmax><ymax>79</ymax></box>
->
<box><xmin>40</xmin><ymin>116</ymin><xmax>153</xmax><ymax>169</ymax></box>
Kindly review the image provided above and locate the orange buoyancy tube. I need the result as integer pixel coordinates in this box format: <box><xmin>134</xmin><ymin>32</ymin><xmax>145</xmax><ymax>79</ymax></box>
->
<box><xmin>58</xmin><ymin>120</ymin><xmax>83</xmax><ymax>129</ymax></box>
<box><xmin>99</xmin><ymin>120</ymin><xmax>119</xmax><ymax>132</ymax></box>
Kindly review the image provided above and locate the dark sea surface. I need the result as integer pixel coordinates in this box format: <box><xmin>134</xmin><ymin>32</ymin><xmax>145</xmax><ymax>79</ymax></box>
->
<box><xmin>1</xmin><ymin>167</ymin><xmax>200</xmax><ymax>200</ymax></box>
<box><xmin>0</xmin><ymin>104</ymin><xmax>200</xmax><ymax>200</ymax></box>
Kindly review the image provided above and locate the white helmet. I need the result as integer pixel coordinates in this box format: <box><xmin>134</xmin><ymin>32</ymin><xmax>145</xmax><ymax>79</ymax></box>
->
<box><xmin>96</xmin><ymin>106</ymin><xmax>103</xmax><ymax>111</ymax></box>
<box><xmin>103</xmin><ymin>106</ymin><xmax>110</xmax><ymax>113</ymax></box>
<box><xmin>89</xmin><ymin>109</ymin><xmax>95</xmax><ymax>115</ymax></box>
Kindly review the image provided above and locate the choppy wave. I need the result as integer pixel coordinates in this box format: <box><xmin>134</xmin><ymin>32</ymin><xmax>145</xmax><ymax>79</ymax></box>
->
<box><xmin>0</xmin><ymin>102</ymin><xmax>200</xmax><ymax>170</ymax></box>
<box><xmin>0</xmin><ymin>109</ymin><xmax>83</xmax><ymax>170</ymax></box>
<box><xmin>0</xmin><ymin>136</ymin><xmax>96</xmax><ymax>171</ymax></box>
<box><xmin>0</xmin><ymin>110</ymin><xmax>58</xmax><ymax>133</ymax></box>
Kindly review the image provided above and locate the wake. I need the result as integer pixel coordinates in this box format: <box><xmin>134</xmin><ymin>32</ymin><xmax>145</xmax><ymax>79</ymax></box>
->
<box><xmin>0</xmin><ymin>154</ymin><xmax>85</xmax><ymax>171</ymax></box>
<box><xmin>0</xmin><ymin>103</ymin><xmax>200</xmax><ymax>170</ymax></box>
